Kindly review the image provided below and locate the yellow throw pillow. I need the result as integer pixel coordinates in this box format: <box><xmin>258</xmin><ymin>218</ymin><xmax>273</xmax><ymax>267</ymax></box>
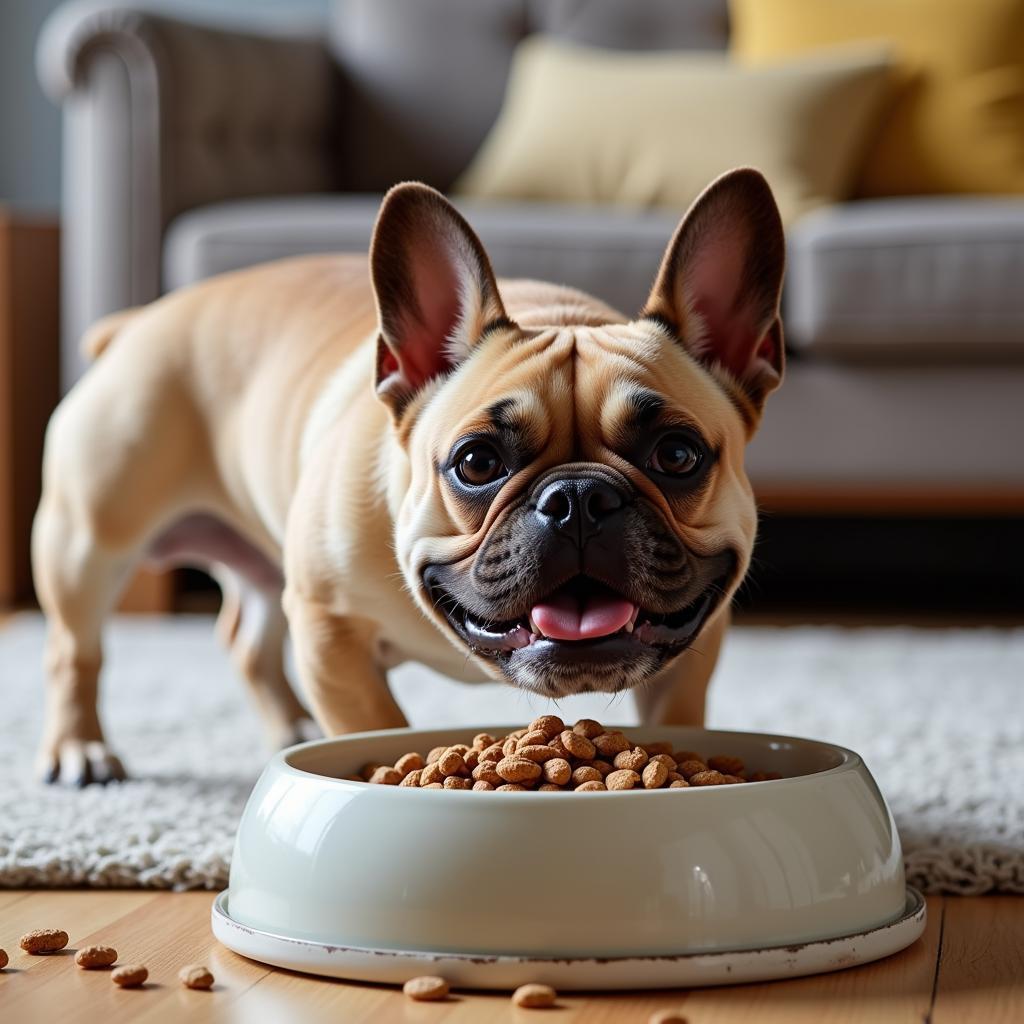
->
<box><xmin>730</xmin><ymin>0</ymin><xmax>1024</xmax><ymax>196</ymax></box>
<box><xmin>454</xmin><ymin>37</ymin><xmax>892</xmax><ymax>224</ymax></box>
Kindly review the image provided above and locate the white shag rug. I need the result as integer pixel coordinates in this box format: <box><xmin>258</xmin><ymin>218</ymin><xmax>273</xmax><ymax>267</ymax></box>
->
<box><xmin>1</xmin><ymin>614</ymin><xmax>1021</xmax><ymax>895</ymax></box>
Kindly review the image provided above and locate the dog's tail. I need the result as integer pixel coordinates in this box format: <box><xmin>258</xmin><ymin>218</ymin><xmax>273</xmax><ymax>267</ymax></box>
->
<box><xmin>80</xmin><ymin>307</ymin><xmax>142</xmax><ymax>360</ymax></box>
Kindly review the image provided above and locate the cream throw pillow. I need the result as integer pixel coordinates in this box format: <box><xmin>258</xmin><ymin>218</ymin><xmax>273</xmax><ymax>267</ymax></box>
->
<box><xmin>454</xmin><ymin>37</ymin><xmax>892</xmax><ymax>224</ymax></box>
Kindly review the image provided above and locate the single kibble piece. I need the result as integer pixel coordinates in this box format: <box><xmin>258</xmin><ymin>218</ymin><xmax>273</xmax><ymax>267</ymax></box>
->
<box><xmin>496</xmin><ymin>783</ymin><xmax>528</xmax><ymax>792</ymax></box>
<box><xmin>518</xmin><ymin>744</ymin><xmax>558</xmax><ymax>763</ymax></box>
<box><xmin>480</xmin><ymin>742</ymin><xmax>505</xmax><ymax>763</ymax></box>
<box><xmin>708</xmin><ymin>755</ymin><xmax>745</xmax><ymax>776</ymax></box>
<box><xmin>502</xmin><ymin>737</ymin><xmax>519</xmax><ymax>757</ymax></box>
<box><xmin>530</xmin><ymin>714</ymin><xmax>565</xmax><ymax>740</ymax></box>
<box><xmin>512</xmin><ymin>983</ymin><xmax>558</xmax><ymax>1008</ymax></box>
<box><xmin>496</xmin><ymin>755</ymin><xmax>542</xmax><ymax>784</ymax></box>
<box><xmin>179</xmin><ymin>963</ymin><xmax>215</xmax><ymax>990</ymax></box>
<box><xmin>649</xmin><ymin>1010</ymin><xmax>689</xmax><ymax>1024</ymax></box>
<box><xmin>419</xmin><ymin>762</ymin><xmax>444</xmax><ymax>786</ymax></box>
<box><xmin>443</xmin><ymin>776</ymin><xmax>471</xmax><ymax>790</ymax></box>
<box><xmin>20</xmin><ymin>929</ymin><xmax>69</xmax><ymax>955</ymax></box>
<box><xmin>422</xmin><ymin>782</ymin><xmax>444</xmax><ymax>789</ymax></box>
<box><xmin>75</xmin><ymin>945</ymin><xmax>118</xmax><ymax>969</ymax></box>
<box><xmin>573</xmin><ymin>718</ymin><xmax>604</xmax><ymax>738</ymax></box>
<box><xmin>472</xmin><ymin>761</ymin><xmax>504</xmax><ymax>786</ymax></box>
<box><xmin>437</xmin><ymin>748</ymin><xmax>466</xmax><ymax>777</ymax></box>
<box><xmin>394</xmin><ymin>752</ymin><xmax>424</xmax><ymax>776</ymax></box>
<box><xmin>642</xmin><ymin>760</ymin><xmax>669</xmax><ymax>789</ymax></box>
<box><xmin>403</xmin><ymin>975</ymin><xmax>450</xmax><ymax>1001</ymax></box>
<box><xmin>571</xmin><ymin>765</ymin><xmax>601</xmax><ymax>786</ymax></box>
<box><xmin>722</xmin><ymin>774</ymin><xmax>746</xmax><ymax>784</ymax></box>
<box><xmin>689</xmin><ymin>770</ymin><xmax>729</xmax><ymax>786</ymax></box>
<box><xmin>399</xmin><ymin>769</ymin><xmax>421</xmax><ymax>787</ymax></box>
<box><xmin>593</xmin><ymin>731</ymin><xmax>630</xmax><ymax>756</ymax></box>
<box><xmin>614</xmin><ymin>746</ymin><xmax>649</xmax><ymax>772</ymax></box>
<box><xmin>542</xmin><ymin>757</ymin><xmax>572</xmax><ymax>786</ymax></box>
<box><xmin>538</xmin><ymin>783</ymin><xmax>563</xmax><ymax>791</ymax></box>
<box><xmin>517</xmin><ymin>729</ymin><xmax>549</xmax><ymax>749</ymax></box>
<box><xmin>0</xmin><ymin>949</ymin><xmax>8</xmax><ymax>970</ymax></box>
<box><xmin>473</xmin><ymin>780</ymin><xmax>495</xmax><ymax>791</ymax></box>
<box><xmin>606</xmin><ymin>769</ymin><xmax>641</xmax><ymax>791</ymax></box>
<box><xmin>111</xmin><ymin>964</ymin><xmax>148</xmax><ymax>988</ymax></box>
<box><xmin>575</xmin><ymin>780</ymin><xmax>607</xmax><ymax>792</ymax></box>
<box><xmin>648</xmin><ymin>753</ymin><xmax>677</xmax><ymax>770</ymax></box>
<box><xmin>369</xmin><ymin>766</ymin><xmax>403</xmax><ymax>786</ymax></box>
<box><xmin>359</xmin><ymin>762</ymin><xmax>384</xmax><ymax>781</ymax></box>
<box><xmin>473</xmin><ymin>733</ymin><xmax>496</xmax><ymax>750</ymax></box>
<box><xmin>669</xmin><ymin>780</ymin><xmax>691</xmax><ymax>788</ymax></box>
<box><xmin>463</xmin><ymin>748</ymin><xmax>480</xmax><ymax>770</ymax></box>
<box><xmin>676</xmin><ymin>759</ymin><xmax>708</xmax><ymax>780</ymax></box>
<box><xmin>426</xmin><ymin>745</ymin><xmax>447</xmax><ymax>764</ymax></box>
<box><xmin>559</xmin><ymin>729</ymin><xmax>596</xmax><ymax>760</ymax></box>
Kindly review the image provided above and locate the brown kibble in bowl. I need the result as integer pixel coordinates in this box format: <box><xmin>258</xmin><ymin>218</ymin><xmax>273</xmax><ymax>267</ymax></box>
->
<box><xmin>606</xmin><ymin>769</ymin><xmax>641</xmax><ymax>791</ymax></box>
<box><xmin>355</xmin><ymin>722</ymin><xmax>779</xmax><ymax>795</ymax></box>
<box><xmin>369</xmin><ymin>765</ymin><xmax>403</xmax><ymax>786</ymax></box>
<box><xmin>512</xmin><ymin>982</ymin><xmax>558</xmax><ymax>1008</ymax></box>
<box><xmin>75</xmin><ymin>945</ymin><xmax>118</xmax><ymax>969</ymax></box>
<box><xmin>403</xmin><ymin>974</ymin><xmax>450</xmax><ymax>1001</ymax></box>
<box><xmin>642</xmin><ymin>760</ymin><xmax>669</xmax><ymax>789</ymax></box>
<box><xmin>559</xmin><ymin>729</ymin><xmax>596</xmax><ymax>760</ymax></box>
<box><xmin>614</xmin><ymin>746</ymin><xmax>649</xmax><ymax>772</ymax></box>
<box><xmin>496</xmin><ymin>755</ymin><xmax>542</xmax><ymax>784</ymax></box>
<box><xmin>708</xmin><ymin>755</ymin><xmax>745</xmax><ymax>776</ymax></box>
<box><xmin>111</xmin><ymin>964</ymin><xmax>148</xmax><ymax>988</ymax></box>
<box><xmin>394</xmin><ymin>752</ymin><xmax>424</xmax><ymax>776</ymax></box>
<box><xmin>0</xmin><ymin>949</ymin><xmax>8</xmax><ymax>970</ymax></box>
<box><xmin>593</xmin><ymin>731</ymin><xmax>630</xmax><ymax>757</ymax></box>
<box><xmin>179</xmin><ymin>963</ymin><xmax>215</xmax><ymax>990</ymax></box>
<box><xmin>20</xmin><ymin>929</ymin><xmax>69</xmax><ymax>954</ymax></box>
<box><xmin>530</xmin><ymin>714</ymin><xmax>565</xmax><ymax>740</ymax></box>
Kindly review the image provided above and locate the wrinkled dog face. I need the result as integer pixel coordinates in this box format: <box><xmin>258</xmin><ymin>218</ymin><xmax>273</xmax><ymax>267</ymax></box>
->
<box><xmin>370</xmin><ymin>171</ymin><xmax>785</xmax><ymax>697</ymax></box>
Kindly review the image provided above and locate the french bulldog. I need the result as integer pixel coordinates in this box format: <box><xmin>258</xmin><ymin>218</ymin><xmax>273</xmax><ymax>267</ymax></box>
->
<box><xmin>32</xmin><ymin>167</ymin><xmax>784</xmax><ymax>785</ymax></box>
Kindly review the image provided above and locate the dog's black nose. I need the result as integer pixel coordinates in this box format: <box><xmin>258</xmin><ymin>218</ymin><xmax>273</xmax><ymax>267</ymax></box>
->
<box><xmin>534</xmin><ymin>475</ymin><xmax>626</xmax><ymax>546</ymax></box>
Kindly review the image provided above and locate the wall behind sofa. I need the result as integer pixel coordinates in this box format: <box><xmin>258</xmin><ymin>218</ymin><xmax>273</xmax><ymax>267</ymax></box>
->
<box><xmin>0</xmin><ymin>0</ymin><xmax>330</xmax><ymax>210</ymax></box>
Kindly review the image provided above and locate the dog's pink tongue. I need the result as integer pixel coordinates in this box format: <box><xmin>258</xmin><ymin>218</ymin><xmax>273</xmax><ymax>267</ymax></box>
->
<box><xmin>531</xmin><ymin>591</ymin><xmax>636</xmax><ymax>641</ymax></box>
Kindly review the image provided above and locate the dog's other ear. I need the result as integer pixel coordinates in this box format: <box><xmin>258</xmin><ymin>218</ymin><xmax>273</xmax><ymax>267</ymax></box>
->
<box><xmin>643</xmin><ymin>168</ymin><xmax>786</xmax><ymax>419</ymax></box>
<box><xmin>370</xmin><ymin>182</ymin><xmax>511</xmax><ymax>417</ymax></box>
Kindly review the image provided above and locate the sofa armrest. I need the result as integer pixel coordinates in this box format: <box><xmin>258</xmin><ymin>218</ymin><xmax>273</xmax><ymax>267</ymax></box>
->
<box><xmin>38</xmin><ymin>2</ymin><xmax>340</xmax><ymax>386</ymax></box>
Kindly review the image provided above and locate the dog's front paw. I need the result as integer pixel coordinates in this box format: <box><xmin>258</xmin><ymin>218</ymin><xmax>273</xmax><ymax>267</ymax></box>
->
<box><xmin>35</xmin><ymin>738</ymin><xmax>128</xmax><ymax>787</ymax></box>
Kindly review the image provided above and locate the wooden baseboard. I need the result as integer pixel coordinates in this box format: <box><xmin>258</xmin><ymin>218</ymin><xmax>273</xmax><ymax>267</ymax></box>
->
<box><xmin>0</xmin><ymin>211</ymin><xmax>60</xmax><ymax>607</ymax></box>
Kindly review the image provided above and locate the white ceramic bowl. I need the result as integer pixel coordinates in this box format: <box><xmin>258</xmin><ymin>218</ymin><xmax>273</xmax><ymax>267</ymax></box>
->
<box><xmin>226</xmin><ymin>726</ymin><xmax>905</xmax><ymax>959</ymax></box>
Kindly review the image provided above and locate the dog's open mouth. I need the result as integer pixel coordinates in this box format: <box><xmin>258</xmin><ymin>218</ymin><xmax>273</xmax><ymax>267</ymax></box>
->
<box><xmin>429</xmin><ymin>575</ymin><xmax>722</xmax><ymax>657</ymax></box>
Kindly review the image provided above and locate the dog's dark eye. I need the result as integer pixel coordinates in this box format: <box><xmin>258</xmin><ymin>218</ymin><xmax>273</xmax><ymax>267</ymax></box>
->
<box><xmin>456</xmin><ymin>443</ymin><xmax>506</xmax><ymax>487</ymax></box>
<box><xmin>648</xmin><ymin>434</ymin><xmax>702</xmax><ymax>477</ymax></box>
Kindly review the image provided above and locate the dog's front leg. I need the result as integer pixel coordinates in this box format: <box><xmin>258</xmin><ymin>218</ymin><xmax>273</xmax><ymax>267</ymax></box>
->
<box><xmin>284</xmin><ymin>594</ymin><xmax>407</xmax><ymax>735</ymax></box>
<box><xmin>633</xmin><ymin>609</ymin><xmax>729</xmax><ymax>727</ymax></box>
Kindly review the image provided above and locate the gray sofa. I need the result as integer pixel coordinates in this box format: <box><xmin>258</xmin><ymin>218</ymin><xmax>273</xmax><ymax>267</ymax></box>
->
<box><xmin>38</xmin><ymin>0</ymin><xmax>1024</xmax><ymax>508</ymax></box>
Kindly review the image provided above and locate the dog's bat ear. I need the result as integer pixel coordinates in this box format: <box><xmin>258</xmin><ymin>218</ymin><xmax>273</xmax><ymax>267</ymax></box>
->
<box><xmin>643</xmin><ymin>168</ymin><xmax>786</xmax><ymax>418</ymax></box>
<box><xmin>370</xmin><ymin>182</ymin><xmax>511</xmax><ymax>417</ymax></box>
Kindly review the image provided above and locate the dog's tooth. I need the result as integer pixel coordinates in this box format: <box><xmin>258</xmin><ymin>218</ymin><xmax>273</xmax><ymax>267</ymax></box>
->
<box><xmin>628</xmin><ymin>605</ymin><xmax>640</xmax><ymax>628</ymax></box>
<box><xmin>624</xmin><ymin>620</ymin><xmax>634</xmax><ymax>634</ymax></box>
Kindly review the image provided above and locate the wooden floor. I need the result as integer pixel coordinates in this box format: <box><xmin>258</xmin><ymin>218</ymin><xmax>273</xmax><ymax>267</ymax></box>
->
<box><xmin>1</xmin><ymin>890</ymin><xmax>1021</xmax><ymax>1023</ymax></box>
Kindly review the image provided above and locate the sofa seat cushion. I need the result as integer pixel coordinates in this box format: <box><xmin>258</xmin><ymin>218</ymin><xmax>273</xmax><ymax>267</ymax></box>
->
<box><xmin>786</xmin><ymin>199</ymin><xmax>1024</xmax><ymax>359</ymax></box>
<box><xmin>163</xmin><ymin>195</ymin><xmax>683</xmax><ymax>317</ymax></box>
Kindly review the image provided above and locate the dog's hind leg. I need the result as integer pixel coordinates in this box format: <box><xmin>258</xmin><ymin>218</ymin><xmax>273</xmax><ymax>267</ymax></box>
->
<box><xmin>31</xmin><ymin>327</ymin><xmax>204</xmax><ymax>785</ymax></box>
<box><xmin>212</xmin><ymin>566</ymin><xmax>320</xmax><ymax>750</ymax></box>
<box><xmin>31</xmin><ymin>490</ymin><xmax>134</xmax><ymax>785</ymax></box>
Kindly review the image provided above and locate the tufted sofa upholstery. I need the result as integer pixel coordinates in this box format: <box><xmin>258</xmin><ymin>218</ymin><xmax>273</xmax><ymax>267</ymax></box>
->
<box><xmin>38</xmin><ymin>0</ymin><xmax>1024</xmax><ymax>504</ymax></box>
